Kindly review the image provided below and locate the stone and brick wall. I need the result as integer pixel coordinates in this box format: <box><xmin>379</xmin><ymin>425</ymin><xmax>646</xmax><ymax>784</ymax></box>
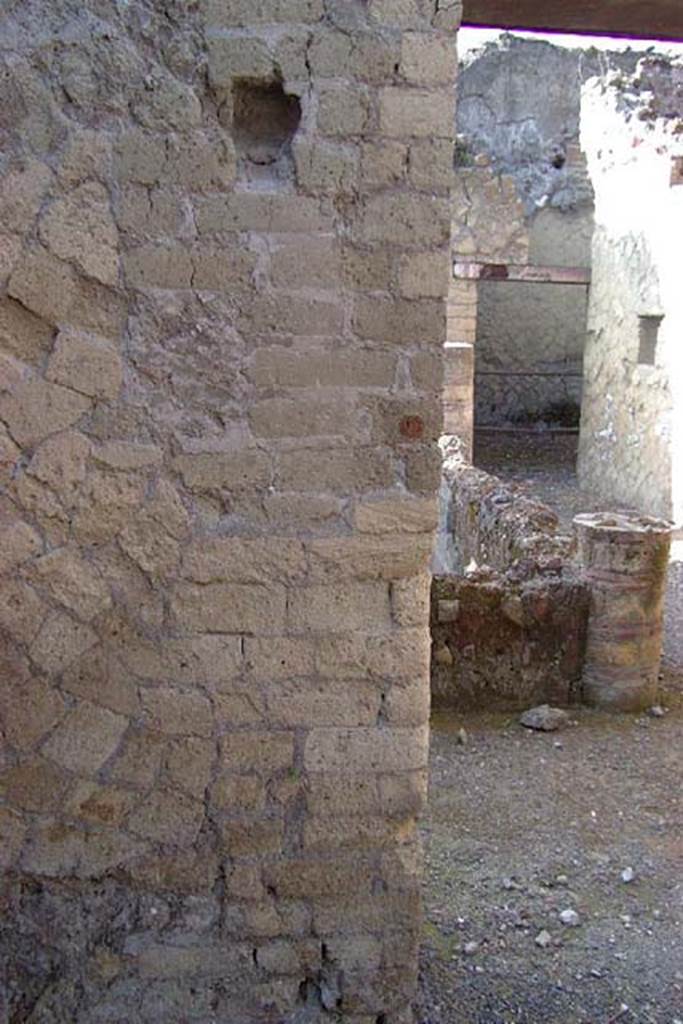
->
<box><xmin>453</xmin><ymin>37</ymin><xmax>640</xmax><ymax>430</ymax></box>
<box><xmin>0</xmin><ymin>2</ymin><xmax>459</xmax><ymax>1020</ymax></box>
<box><xmin>432</xmin><ymin>437</ymin><xmax>589</xmax><ymax>710</ymax></box>
<box><xmin>578</xmin><ymin>57</ymin><xmax>683</xmax><ymax>525</ymax></box>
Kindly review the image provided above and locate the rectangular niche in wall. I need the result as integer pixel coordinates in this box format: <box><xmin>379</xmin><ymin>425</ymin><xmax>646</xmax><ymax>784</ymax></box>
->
<box><xmin>637</xmin><ymin>315</ymin><xmax>664</xmax><ymax>366</ymax></box>
<box><xmin>233</xmin><ymin>79</ymin><xmax>301</xmax><ymax>189</ymax></box>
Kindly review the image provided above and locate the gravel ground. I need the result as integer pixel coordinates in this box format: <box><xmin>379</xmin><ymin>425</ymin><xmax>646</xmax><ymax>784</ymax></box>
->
<box><xmin>416</xmin><ymin>704</ymin><xmax>683</xmax><ymax>1024</ymax></box>
<box><xmin>416</xmin><ymin>431</ymin><xmax>683</xmax><ymax>1023</ymax></box>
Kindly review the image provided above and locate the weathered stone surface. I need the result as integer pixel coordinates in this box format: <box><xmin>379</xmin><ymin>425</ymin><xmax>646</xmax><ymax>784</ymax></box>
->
<box><xmin>29</xmin><ymin>610</ymin><xmax>99</xmax><ymax>674</ymax></box>
<box><xmin>0</xmin><ymin>518</ymin><xmax>42</xmax><ymax>573</ymax></box>
<box><xmin>0</xmin><ymin>160</ymin><xmax>53</xmax><ymax>236</ymax></box>
<box><xmin>25</xmin><ymin>430</ymin><xmax>91</xmax><ymax>505</ymax></box>
<box><xmin>0</xmin><ymin>296</ymin><xmax>54</xmax><ymax>366</ymax></box>
<box><xmin>1</xmin><ymin>672</ymin><xmax>66</xmax><ymax>752</ymax></box>
<box><xmin>128</xmin><ymin>788</ymin><xmax>204</xmax><ymax>846</ymax></box>
<box><xmin>42</xmin><ymin>701</ymin><xmax>128</xmax><ymax>774</ymax></box>
<box><xmin>0</xmin><ymin>371</ymin><xmax>92</xmax><ymax>448</ymax></box>
<box><xmin>27</xmin><ymin>548</ymin><xmax>112</xmax><ymax>621</ymax></box>
<box><xmin>0</xmin><ymin>2</ymin><xmax>457</xmax><ymax>1017</ymax></box>
<box><xmin>0</xmin><ymin>579</ymin><xmax>47</xmax><ymax>644</ymax></box>
<box><xmin>39</xmin><ymin>182</ymin><xmax>119</xmax><ymax>286</ymax></box>
<box><xmin>46</xmin><ymin>328</ymin><xmax>123</xmax><ymax>400</ymax></box>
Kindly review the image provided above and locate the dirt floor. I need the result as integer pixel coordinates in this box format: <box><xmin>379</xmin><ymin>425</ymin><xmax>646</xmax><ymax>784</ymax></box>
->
<box><xmin>416</xmin><ymin>431</ymin><xmax>683</xmax><ymax>1024</ymax></box>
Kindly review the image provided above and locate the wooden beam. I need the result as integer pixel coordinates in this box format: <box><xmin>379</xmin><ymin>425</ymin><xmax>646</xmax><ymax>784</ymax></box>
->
<box><xmin>454</xmin><ymin>261</ymin><xmax>592</xmax><ymax>285</ymax></box>
<box><xmin>461</xmin><ymin>1</ymin><xmax>683</xmax><ymax>43</ymax></box>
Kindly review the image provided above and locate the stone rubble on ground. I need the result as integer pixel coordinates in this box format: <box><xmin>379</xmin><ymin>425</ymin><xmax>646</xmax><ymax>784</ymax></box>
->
<box><xmin>519</xmin><ymin>705</ymin><xmax>570</xmax><ymax>732</ymax></box>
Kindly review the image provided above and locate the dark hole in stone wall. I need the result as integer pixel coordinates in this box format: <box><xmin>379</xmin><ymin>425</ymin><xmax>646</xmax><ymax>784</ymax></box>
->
<box><xmin>638</xmin><ymin>314</ymin><xmax>664</xmax><ymax>366</ymax></box>
<box><xmin>233</xmin><ymin>79</ymin><xmax>301</xmax><ymax>189</ymax></box>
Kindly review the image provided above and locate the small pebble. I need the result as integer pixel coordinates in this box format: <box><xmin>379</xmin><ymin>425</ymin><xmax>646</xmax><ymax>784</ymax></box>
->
<box><xmin>555</xmin><ymin>874</ymin><xmax>569</xmax><ymax>886</ymax></box>
<box><xmin>535</xmin><ymin>929</ymin><xmax>552</xmax><ymax>948</ymax></box>
<box><xmin>621</xmin><ymin>866</ymin><xmax>635</xmax><ymax>883</ymax></box>
<box><xmin>456</xmin><ymin>727</ymin><xmax>468</xmax><ymax>745</ymax></box>
<box><xmin>648</xmin><ymin>705</ymin><xmax>666</xmax><ymax>717</ymax></box>
<box><xmin>559</xmin><ymin>908</ymin><xmax>581</xmax><ymax>927</ymax></box>
<box><xmin>463</xmin><ymin>941</ymin><xmax>479</xmax><ymax>956</ymax></box>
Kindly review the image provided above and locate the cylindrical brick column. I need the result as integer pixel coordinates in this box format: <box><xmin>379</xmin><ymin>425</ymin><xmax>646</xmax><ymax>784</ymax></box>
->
<box><xmin>574</xmin><ymin>512</ymin><xmax>671</xmax><ymax>710</ymax></box>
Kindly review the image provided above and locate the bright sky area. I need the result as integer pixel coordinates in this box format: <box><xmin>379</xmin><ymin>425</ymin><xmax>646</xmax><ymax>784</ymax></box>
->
<box><xmin>458</xmin><ymin>26</ymin><xmax>683</xmax><ymax>57</ymax></box>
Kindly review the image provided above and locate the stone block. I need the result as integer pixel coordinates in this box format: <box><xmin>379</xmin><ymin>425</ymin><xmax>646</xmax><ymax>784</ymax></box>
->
<box><xmin>354</xmin><ymin>496</ymin><xmax>439</xmax><ymax>534</ymax></box>
<box><xmin>27</xmin><ymin>548</ymin><xmax>111</xmax><ymax>621</ymax></box>
<box><xmin>182</xmin><ymin>537</ymin><xmax>306</xmax><ymax>584</ymax></box>
<box><xmin>409</xmin><ymin>350</ymin><xmax>443</xmax><ymax>394</ymax></box>
<box><xmin>0</xmin><ymin>372</ymin><xmax>92</xmax><ymax>448</ymax></box>
<box><xmin>316</xmin><ymin>628</ymin><xmax>430</xmax><ymax>684</ymax></box>
<box><xmin>0</xmin><ymin>518</ymin><xmax>42</xmax><ymax>573</ymax></box>
<box><xmin>354</xmin><ymin>193</ymin><xmax>451</xmax><ymax>247</ymax></box>
<box><xmin>293</xmin><ymin>139</ymin><xmax>359</xmax><ymax>195</ymax></box>
<box><xmin>354</xmin><ymin>295</ymin><xmax>444</xmax><ymax>345</ymax></box>
<box><xmin>39</xmin><ymin>182</ymin><xmax>119</xmax><ymax>286</ymax></box>
<box><xmin>58</xmin><ymin>128</ymin><xmax>112</xmax><ymax>185</ymax></box>
<box><xmin>123</xmin><ymin>244</ymin><xmax>194</xmax><ymax>289</ymax></box>
<box><xmin>379</xmin><ymin>88</ymin><xmax>453</xmax><ymax>138</ymax></box>
<box><xmin>399</xmin><ymin>250</ymin><xmax>450</xmax><ymax>299</ymax></box>
<box><xmin>212</xmin><ymin>773</ymin><xmax>266</xmax><ymax>813</ymax></box>
<box><xmin>222</xmin><ymin>814</ymin><xmax>284</xmax><ymax>857</ymax></box>
<box><xmin>360</xmin><ymin>140</ymin><xmax>408</xmax><ymax>189</ymax></box>
<box><xmin>171</xmin><ymin>582</ymin><xmax>286</xmax><ymax>634</ymax></box>
<box><xmin>269</xmin><ymin>238</ymin><xmax>341</xmax><ymax>291</ymax></box>
<box><xmin>288</xmin><ymin>582</ymin><xmax>392</xmax><ymax>633</ymax></box>
<box><xmin>0</xmin><ymin>296</ymin><xmax>54</xmax><ymax>366</ymax></box>
<box><xmin>277</xmin><ymin>446</ymin><xmax>395</xmax><ymax>493</ymax></box>
<box><xmin>163</xmin><ymin>737</ymin><xmax>215</xmax><ymax>798</ymax></box>
<box><xmin>265</xmin><ymin>678</ymin><xmax>381</xmax><ymax>727</ymax></box>
<box><xmin>1</xmin><ymin>759</ymin><xmax>70</xmax><ymax>814</ymax></box>
<box><xmin>304</xmin><ymin>726</ymin><xmax>428</xmax><ymax>773</ymax></box>
<box><xmin>264</xmin><ymin>855</ymin><xmax>375</xmax><ymax>900</ymax></box>
<box><xmin>109</xmin><ymin>728</ymin><xmax>166</xmax><ymax>788</ymax></box>
<box><xmin>0</xmin><ymin>579</ymin><xmax>47</xmax><ymax>645</ymax></box>
<box><xmin>220</xmin><ymin>731</ymin><xmax>294</xmax><ymax>776</ymax></box>
<box><xmin>391</xmin><ymin>573</ymin><xmax>431</xmax><ymax>627</ymax></box>
<box><xmin>0</xmin><ymin>160</ymin><xmax>53</xmax><ymax>236</ymax></box>
<box><xmin>114</xmin><ymin>129</ymin><xmax>167</xmax><ymax>185</ymax></box>
<box><xmin>174</xmin><ymin>449</ymin><xmax>272</xmax><ymax>492</ymax></box>
<box><xmin>42</xmin><ymin>700</ymin><xmax>128</xmax><ymax>774</ymax></box>
<box><xmin>207</xmin><ymin>35</ymin><xmax>272</xmax><ymax>89</ymax></box>
<box><xmin>249</xmin><ymin>394</ymin><xmax>359</xmax><ymax>440</ymax></box>
<box><xmin>306</xmin><ymin>534</ymin><xmax>433</xmax><ymax>581</ymax></box>
<box><xmin>46</xmin><ymin>327</ymin><xmax>123</xmax><ymax>400</ymax></box>
<box><xmin>64</xmin><ymin>780</ymin><xmax>137</xmax><ymax>826</ymax></box>
<box><xmin>0</xmin><ymin>671</ymin><xmax>66</xmax><ymax>752</ymax></box>
<box><xmin>204</xmin><ymin>0</ymin><xmax>324</xmax><ymax>26</ymax></box>
<box><xmin>247</xmin><ymin>347</ymin><xmax>396</xmax><ymax>389</ymax></box>
<box><xmin>92</xmin><ymin>441</ymin><xmax>162</xmax><ymax>470</ymax></box>
<box><xmin>26</xmin><ymin>430</ymin><xmax>91</xmax><ymax>506</ymax></box>
<box><xmin>61</xmin><ymin>645</ymin><xmax>140</xmax><ymax>717</ymax></box>
<box><xmin>408</xmin><ymin>138</ymin><xmax>455</xmax><ymax>191</ymax></box>
<box><xmin>0</xmin><ymin>807</ymin><xmax>26</xmax><ymax>868</ymax></box>
<box><xmin>141</xmin><ymin>686</ymin><xmax>214</xmax><ymax>738</ymax></box>
<box><xmin>128</xmin><ymin>788</ymin><xmax>204</xmax><ymax>846</ymax></box>
<box><xmin>195</xmin><ymin>193</ymin><xmax>332</xmax><ymax>235</ymax></box>
<box><xmin>317</xmin><ymin>84</ymin><xmax>371</xmax><ymax>136</ymax></box>
<box><xmin>238</xmin><ymin>293</ymin><xmax>344</xmax><ymax>339</ymax></box>
<box><xmin>401</xmin><ymin>32</ymin><xmax>457</xmax><ymax>85</ymax></box>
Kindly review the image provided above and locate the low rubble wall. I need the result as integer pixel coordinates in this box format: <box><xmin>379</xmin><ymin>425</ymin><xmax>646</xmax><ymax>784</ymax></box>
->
<box><xmin>432</xmin><ymin>436</ymin><xmax>590</xmax><ymax>710</ymax></box>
